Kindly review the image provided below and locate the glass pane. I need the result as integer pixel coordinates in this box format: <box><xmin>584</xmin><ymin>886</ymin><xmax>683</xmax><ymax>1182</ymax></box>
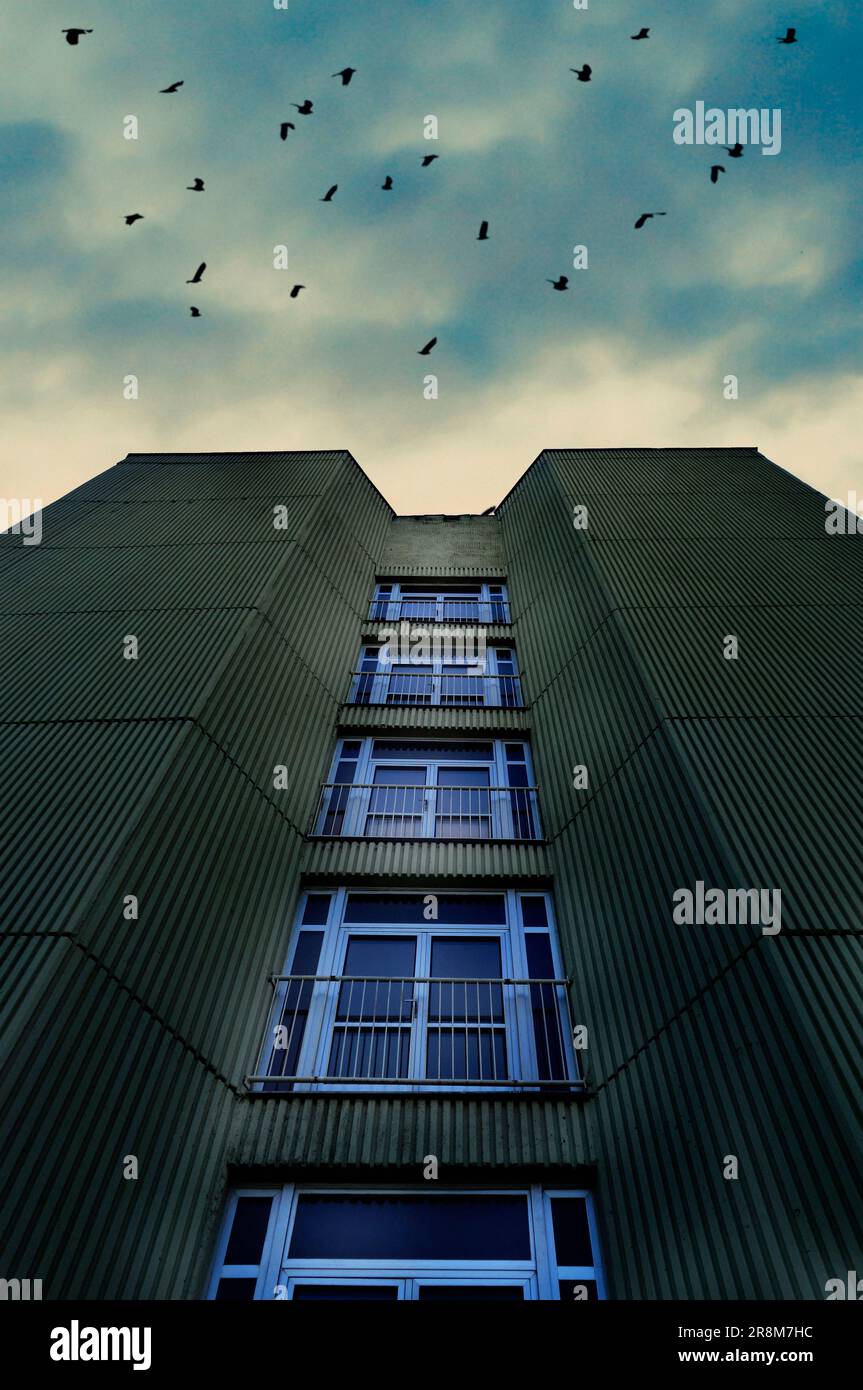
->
<box><xmin>215</xmin><ymin>1278</ymin><xmax>258</xmax><ymax>1301</ymax></box>
<box><xmin>266</xmin><ymin>931</ymin><xmax>325</xmax><ymax>1083</ymax></box>
<box><xmin>288</xmin><ymin>1194</ymin><xmax>531</xmax><ymax>1260</ymax></box>
<box><xmin>292</xmin><ymin>1285</ymin><xmax>399</xmax><ymax>1300</ymax></box>
<box><xmin>525</xmin><ymin>934</ymin><xmax>565</xmax><ymax>1080</ymax></box>
<box><xmin>551</xmin><ymin>1199</ymin><xmax>593</xmax><ymax>1266</ymax></box>
<box><xmin>224</xmin><ymin>1197</ymin><xmax>272</xmax><ymax>1264</ymax></box>
<box><xmin>371</xmin><ymin>741</ymin><xmax>492</xmax><ymax>762</ymax></box>
<box><xmin>302</xmin><ymin>896</ymin><xmax>331</xmax><ymax>927</ymax></box>
<box><xmin>338</xmin><ymin>936</ymin><xmax>416</xmax><ymax>1019</ymax></box>
<box><xmin>366</xmin><ymin>770</ymin><xmax>425</xmax><ymax>837</ymax></box>
<box><xmin>345</xmin><ymin>894</ymin><xmax>506</xmax><ymax>925</ymax></box>
<box><xmin>426</xmin><ymin>1028</ymin><xmax>507</xmax><ymax>1081</ymax></box>
<box><xmin>327</xmin><ymin>1026</ymin><xmax>411</xmax><ymax>1078</ymax></box>
<box><xmin>521</xmin><ymin>896</ymin><xmax>549</xmax><ymax>928</ymax></box>
<box><xmin>417</xmin><ymin>1286</ymin><xmax>524</xmax><ymax>1301</ymax></box>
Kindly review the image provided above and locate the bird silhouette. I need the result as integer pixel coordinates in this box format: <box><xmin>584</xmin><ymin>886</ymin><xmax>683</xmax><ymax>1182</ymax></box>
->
<box><xmin>725</xmin><ymin>143</ymin><xmax>744</xmax><ymax>158</ymax></box>
<box><xmin>320</xmin><ymin>185</ymin><xmax>338</xmax><ymax>202</ymax></box>
<box><xmin>710</xmin><ymin>165</ymin><xmax>725</xmax><ymax>183</ymax></box>
<box><xmin>332</xmin><ymin>67</ymin><xmax>357</xmax><ymax>85</ymax></box>
<box><xmin>292</xmin><ymin>100</ymin><xmax>313</xmax><ymax>115</ymax></box>
<box><xmin>382</xmin><ymin>175</ymin><xmax>393</xmax><ymax>190</ymax></box>
<box><xmin>186</xmin><ymin>262</ymin><xmax>206</xmax><ymax>284</ymax></box>
<box><xmin>123</xmin><ymin>213</ymin><xmax>144</xmax><ymax>225</ymax></box>
<box><xmin>280</xmin><ymin>122</ymin><xmax>296</xmax><ymax>140</ymax></box>
<box><xmin>160</xmin><ymin>81</ymin><xmax>183</xmax><ymax>93</ymax></box>
<box><xmin>777</xmin><ymin>27</ymin><xmax>797</xmax><ymax>44</ymax></box>
<box><xmin>477</xmin><ymin>221</ymin><xmax>489</xmax><ymax>241</ymax></box>
<box><xmin>290</xmin><ymin>284</ymin><xmax>305</xmax><ymax>298</ymax></box>
<box><xmin>631</xmin><ymin>28</ymin><xmax>650</xmax><ymax>40</ymax></box>
<box><xmin>570</xmin><ymin>65</ymin><xmax>592</xmax><ymax>82</ymax></box>
<box><xmin>547</xmin><ymin>276</ymin><xmax>569</xmax><ymax>290</ymax></box>
<box><xmin>421</xmin><ymin>154</ymin><xmax>439</xmax><ymax>166</ymax></box>
<box><xmin>418</xmin><ymin>337</ymin><xmax>437</xmax><ymax>355</ymax></box>
<box><xmin>189</xmin><ymin>307</ymin><xmax>201</xmax><ymax>317</ymax></box>
<box><xmin>187</xmin><ymin>178</ymin><xmax>205</xmax><ymax>192</ymax></box>
<box><xmin>634</xmin><ymin>212</ymin><xmax>666</xmax><ymax>229</ymax></box>
<box><xmin>62</xmin><ymin>28</ymin><xmax>92</xmax><ymax>45</ymax></box>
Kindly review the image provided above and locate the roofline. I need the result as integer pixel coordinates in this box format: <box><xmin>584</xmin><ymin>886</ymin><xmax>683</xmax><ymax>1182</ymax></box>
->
<box><xmin>118</xmin><ymin>448</ymin><xmax>397</xmax><ymax>517</ymax></box>
<box><xmin>494</xmin><ymin>445</ymin><xmax>764</xmax><ymax>513</ymax></box>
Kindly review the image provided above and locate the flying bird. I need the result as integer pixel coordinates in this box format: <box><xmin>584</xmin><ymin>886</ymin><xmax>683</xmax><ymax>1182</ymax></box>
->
<box><xmin>634</xmin><ymin>212</ymin><xmax>666</xmax><ymax>229</ymax></box>
<box><xmin>725</xmin><ymin>143</ymin><xmax>744</xmax><ymax>158</ymax></box>
<box><xmin>187</xmin><ymin>178</ymin><xmax>205</xmax><ymax>192</ymax></box>
<box><xmin>123</xmin><ymin>213</ymin><xmax>144</xmax><ymax>225</ymax></box>
<box><xmin>292</xmin><ymin>100</ymin><xmax>313</xmax><ymax>115</ymax></box>
<box><xmin>381</xmin><ymin>175</ymin><xmax>393</xmax><ymax>190</ymax></box>
<box><xmin>631</xmin><ymin>28</ymin><xmax>650</xmax><ymax>40</ymax></box>
<box><xmin>320</xmin><ymin>185</ymin><xmax>338</xmax><ymax>202</ymax></box>
<box><xmin>421</xmin><ymin>154</ymin><xmax>439</xmax><ymax>166</ymax></box>
<box><xmin>570</xmin><ymin>65</ymin><xmax>592</xmax><ymax>82</ymax></box>
<box><xmin>280</xmin><ymin>122</ymin><xmax>296</xmax><ymax>140</ymax></box>
<box><xmin>290</xmin><ymin>284</ymin><xmax>305</xmax><ymax>298</ymax></box>
<box><xmin>418</xmin><ymin>337</ymin><xmax>437</xmax><ymax>355</ymax></box>
<box><xmin>62</xmin><ymin>28</ymin><xmax>92</xmax><ymax>45</ymax></box>
<box><xmin>477</xmin><ymin>221</ymin><xmax>489</xmax><ymax>241</ymax></box>
<box><xmin>332</xmin><ymin>67</ymin><xmax>357</xmax><ymax>85</ymax></box>
<box><xmin>189</xmin><ymin>306</ymin><xmax>201</xmax><ymax>317</ymax></box>
<box><xmin>777</xmin><ymin>27</ymin><xmax>797</xmax><ymax>44</ymax></box>
<box><xmin>710</xmin><ymin>165</ymin><xmax>725</xmax><ymax>183</ymax></box>
<box><xmin>186</xmin><ymin>262</ymin><xmax>206</xmax><ymax>284</ymax></box>
<box><xmin>547</xmin><ymin>276</ymin><xmax>569</xmax><ymax>290</ymax></box>
<box><xmin>160</xmin><ymin>81</ymin><xmax>184</xmax><ymax>93</ymax></box>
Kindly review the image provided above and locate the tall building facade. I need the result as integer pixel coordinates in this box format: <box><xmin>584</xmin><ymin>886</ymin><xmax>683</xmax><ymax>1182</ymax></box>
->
<box><xmin>1</xmin><ymin>447</ymin><xmax>860</xmax><ymax>1300</ymax></box>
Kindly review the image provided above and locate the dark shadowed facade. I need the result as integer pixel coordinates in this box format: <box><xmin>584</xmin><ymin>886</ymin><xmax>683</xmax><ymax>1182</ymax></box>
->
<box><xmin>0</xmin><ymin>447</ymin><xmax>860</xmax><ymax>1300</ymax></box>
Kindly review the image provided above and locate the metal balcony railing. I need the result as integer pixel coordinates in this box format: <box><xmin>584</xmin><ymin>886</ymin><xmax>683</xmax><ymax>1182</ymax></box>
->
<box><xmin>369</xmin><ymin>599</ymin><xmax>511</xmax><ymax>624</ymax></box>
<box><xmin>346</xmin><ymin>670</ymin><xmax>524</xmax><ymax>709</ymax></box>
<box><xmin>248</xmin><ymin>973</ymin><xmax>579</xmax><ymax>1090</ymax></box>
<box><xmin>310</xmin><ymin>783</ymin><xmax>541</xmax><ymax>840</ymax></box>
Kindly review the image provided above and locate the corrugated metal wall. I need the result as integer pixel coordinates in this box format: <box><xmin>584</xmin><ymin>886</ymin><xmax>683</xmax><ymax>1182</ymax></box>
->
<box><xmin>499</xmin><ymin>447</ymin><xmax>863</xmax><ymax>1298</ymax></box>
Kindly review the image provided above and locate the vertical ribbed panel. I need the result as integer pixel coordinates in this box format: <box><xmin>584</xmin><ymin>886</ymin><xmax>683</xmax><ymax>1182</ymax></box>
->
<box><xmin>501</xmin><ymin>447</ymin><xmax>863</xmax><ymax>1298</ymax></box>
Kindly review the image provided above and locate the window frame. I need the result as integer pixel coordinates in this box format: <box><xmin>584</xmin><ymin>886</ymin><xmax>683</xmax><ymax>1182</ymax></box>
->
<box><xmin>254</xmin><ymin>887</ymin><xmax>578</xmax><ymax>1095</ymax></box>
<box><xmin>207</xmin><ymin>1184</ymin><xmax>605</xmax><ymax>1301</ymax></box>
<box><xmin>315</xmin><ymin>737</ymin><xmax>540</xmax><ymax>841</ymax></box>
<box><xmin>369</xmin><ymin>580</ymin><xmax>510</xmax><ymax>625</ymax></box>
<box><xmin>349</xmin><ymin>643</ymin><xmax>522</xmax><ymax>709</ymax></box>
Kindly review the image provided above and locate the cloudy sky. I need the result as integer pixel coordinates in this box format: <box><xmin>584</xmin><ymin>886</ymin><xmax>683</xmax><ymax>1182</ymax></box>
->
<box><xmin>1</xmin><ymin>0</ymin><xmax>859</xmax><ymax>514</ymax></box>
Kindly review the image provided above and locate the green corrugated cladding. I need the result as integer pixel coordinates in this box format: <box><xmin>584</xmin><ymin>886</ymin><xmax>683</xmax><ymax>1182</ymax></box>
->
<box><xmin>497</xmin><ymin>447</ymin><xmax>863</xmax><ymax>1298</ymax></box>
<box><xmin>0</xmin><ymin>450</ymin><xmax>590</xmax><ymax>1300</ymax></box>
<box><xmin>2</xmin><ymin>446</ymin><xmax>859</xmax><ymax>1300</ymax></box>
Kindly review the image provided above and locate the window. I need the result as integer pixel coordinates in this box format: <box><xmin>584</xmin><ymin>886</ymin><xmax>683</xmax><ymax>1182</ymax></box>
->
<box><xmin>207</xmin><ymin>1186</ymin><xmax>605</xmax><ymax>1300</ymax></box>
<box><xmin>250</xmin><ymin>889</ymin><xmax>578</xmax><ymax>1092</ymax></box>
<box><xmin>313</xmin><ymin>738</ymin><xmax>540</xmax><ymax>841</ymax></box>
<box><xmin>369</xmin><ymin>581</ymin><xmax>510</xmax><ymax>624</ymax></box>
<box><xmin>348</xmin><ymin>644</ymin><xmax>523</xmax><ymax>707</ymax></box>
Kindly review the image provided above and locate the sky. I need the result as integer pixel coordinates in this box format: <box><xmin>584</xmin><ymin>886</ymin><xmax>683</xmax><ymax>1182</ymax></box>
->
<box><xmin>0</xmin><ymin>0</ymin><xmax>860</xmax><ymax>515</ymax></box>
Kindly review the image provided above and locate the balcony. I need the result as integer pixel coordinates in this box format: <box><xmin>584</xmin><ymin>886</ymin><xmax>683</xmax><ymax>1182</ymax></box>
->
<box><xmin>248</xmin><ymin>972</ymin><xmax>579</xmax><ymax>1091</ymax></box>
<box><xmin>310</xmin><ymin>782</ymin><xmax>541</xmax><ymax>840</ymax></box>
<box><xmin>346</xmin><ymin>669</ymin><xmax>524</xmax><ymax>709</ymax></box>
<box><xmin>369</xmin><ymin>597</ymin><xmax>511</xmax><ymax>625</ymax></box>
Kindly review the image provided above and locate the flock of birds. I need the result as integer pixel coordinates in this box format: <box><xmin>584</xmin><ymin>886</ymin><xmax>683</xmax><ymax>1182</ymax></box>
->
<box><xmin>62</xmin><ymin>22</ymin><xmax>800</xmax><ymax>339</ymax></box>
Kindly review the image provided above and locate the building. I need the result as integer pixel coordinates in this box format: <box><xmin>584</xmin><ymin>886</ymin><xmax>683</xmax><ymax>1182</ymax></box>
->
<box><xmin>0</xmin><ymin>447</ymin><xmax>860</xmax><ymax>1300</ymax></box>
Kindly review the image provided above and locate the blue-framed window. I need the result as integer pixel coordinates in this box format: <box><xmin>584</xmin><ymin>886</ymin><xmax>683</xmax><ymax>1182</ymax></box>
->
<box><xmin>348</xmin><ymin>643</ymin><xmax>523</xmax><ymax>708</ymax></box>
<box><xmin>312</xmin><ymin>737</ymin><xmax>541</xmax><ymax>841</ymax></box>
<box><xmin>249</xmin><ymin>888</ymin><xmax>578</xmax><ymax>1092</ymax></box>
<box><xmin>369</xmin><ymin>581</ymin><xmax>510</xmax><ymax>625</ymax></box>
<box><xmin>208</xmin><ymin>1185</ymin><xmax>606</xmax><ymax>1300</ymax></box>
